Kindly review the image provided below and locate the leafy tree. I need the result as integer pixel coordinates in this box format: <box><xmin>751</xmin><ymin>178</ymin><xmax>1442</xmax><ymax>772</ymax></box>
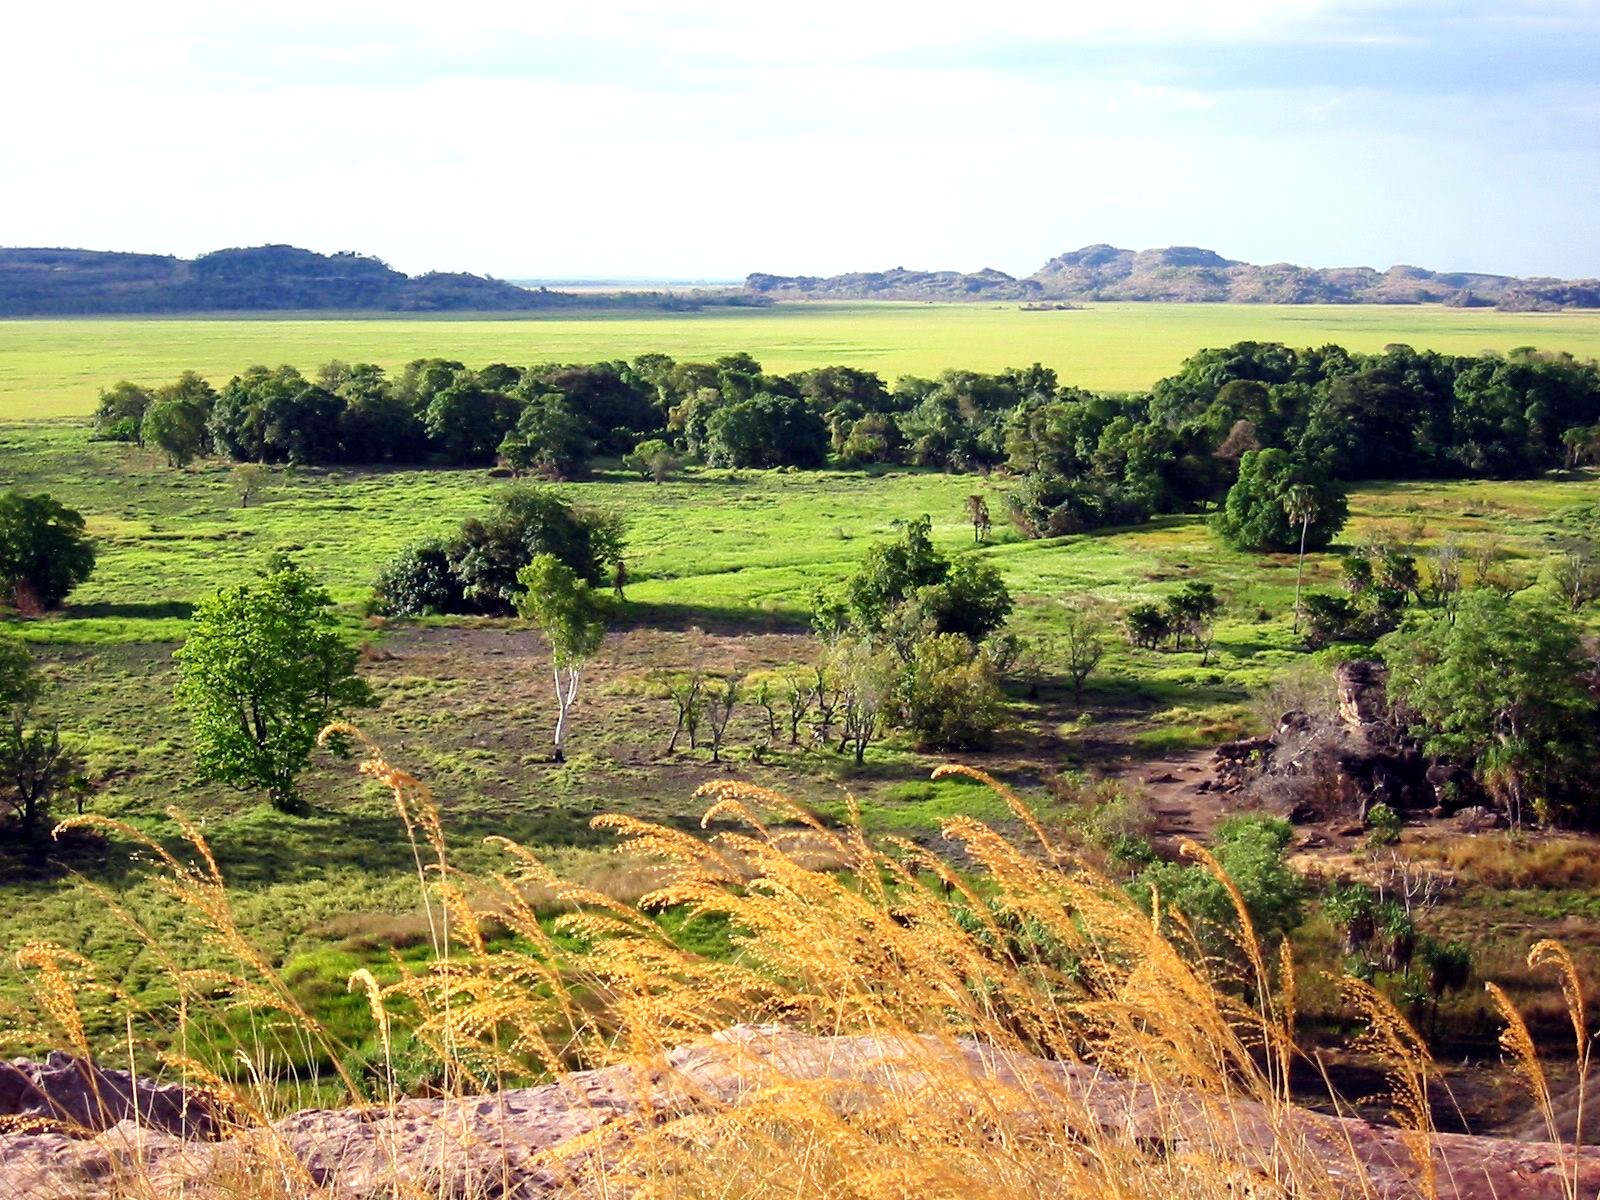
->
<box><xmin>1135</xmin><ymin>815</ymin><xmax>1305</xmax><ymax>956</ymax></box>
<box><xmin>965</xmin><ymin>495</ymin><xmax>992</xmax><ymax>544</ymax></box>
<box><xmin>703</xmin><ymin>393</ymin><xmax>829</xmax><ymax>468</ymax></box>
<box><xmin>142</xmin><ymin>382</ymin><xmax>212</xmax><ymax>466</ymax></box>
<box><xmin>175</xmin><ymin>559</ymin><xmax>373</xmax><ymax>813</ymax></box>
<box><xmin>1212</xmin><ymin>449</ymin><xmax>1348</xmax><ymax>552</ymax></box>
<box><xmin>1379</xmin><ymin>592</ymin><xmax>1598</xmax><ymax>827</ymax></box>
<box><xmin>0</xmin><ymin>492</ymin><xmax>96</xmax><ymax>611</ymax></box>
<box><xmin>498</xmin><ymin>394</ymin><xmax>591</xmax><ymax>479</ymax></box>
<box><xmin>825</xmin><ymin>516</ymin><xmax>1012</xmax><ymax>647</ymax></box>
<box><xmin>1124</xmin><ymin>603</ymin><xmax>1171</xmax><ymax>650</ymax></box>
<box><xmin>515</xmin><ymin>554</ymin><xmax>607</xmax><ymax>763</ymax></box>
<box><xmin>423</xmin><ymin>380</ymin><xmax>520</xmax><ymax>465</ymax></box>
<box><xmin>0</xmin><ymin>635</ymin><xmax>83</xmax><ymax>844</ymax></box>
<box><xmin>92</xmin><ymin>381</ymin><xmax>153</xmax><ymax>443</ymax></box>
<box><xmin>623</xmin><ymin>438</ymin><xmax>681</xmax><ymax>484</ymax></box>
<box><xmin>447</xmin><ymin>486</ymin><xmax>625</xmax><ymax>614</ymax></box>
<box><xmin>231</xmin><ymin>463</ymin><xmax>268</xmax><ymax>508</ymax></box>
<box><xmin>1164</xmin><ymin>582</ymin><xmax>1221</xmax><ymax>651</ymax></box>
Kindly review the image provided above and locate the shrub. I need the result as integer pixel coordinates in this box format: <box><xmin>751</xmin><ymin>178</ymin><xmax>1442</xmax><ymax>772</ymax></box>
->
<box><xmin>901</xmin><ymin>634</ymin><xmax>1005</xmax><ymax>750</ymax></box>
<box><xmin>371</xmin><ymin>540</ymin><xmax>464</xmax><ymax>617</ymax></box>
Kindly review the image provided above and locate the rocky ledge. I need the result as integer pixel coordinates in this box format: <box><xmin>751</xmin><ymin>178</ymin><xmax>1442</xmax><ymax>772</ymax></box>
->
<box><xmin>1</xmin><ymin>1028</ymin><xmax>1595</xmax><ymax>1198</ymax></box>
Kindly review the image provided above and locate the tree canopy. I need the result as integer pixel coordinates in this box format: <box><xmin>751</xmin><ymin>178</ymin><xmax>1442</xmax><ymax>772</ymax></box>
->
<box><xmin>175</xmin><ymin>558</ymin><xmax>373</xmax><ymax>813</ymax></box>
<box><xmin>0</xmin><ymin>492</ymin><xmax>96</xmax><ymax>611</ymax></box>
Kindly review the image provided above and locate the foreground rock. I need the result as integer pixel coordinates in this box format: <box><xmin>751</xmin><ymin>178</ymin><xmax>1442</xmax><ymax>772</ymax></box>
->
<box><xmin>1</xmin><ymin>1028</ymin><xmax>1595</xmax><ymax>1198</ymax></box>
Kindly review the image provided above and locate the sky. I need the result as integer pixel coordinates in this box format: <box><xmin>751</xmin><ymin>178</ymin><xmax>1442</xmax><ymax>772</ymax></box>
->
<box><xmin>3</xmin><ymin>1</ymin><xmax>1598</xmax><ymax>280</ymax></box>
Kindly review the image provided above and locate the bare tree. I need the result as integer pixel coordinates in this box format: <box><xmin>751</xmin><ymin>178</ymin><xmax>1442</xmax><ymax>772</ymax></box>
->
<box><xmin>704</xmin><ymin>675</ymin><xmax>741</xmax><ymax>763</ymax></box>
<box><xmin>655</xmin><ymin>670</ymin><xmax>705</xmax><ymax>753</ymax></box>
<box><xmin>1552</xmin><ymin>540</ymin><xmax>1599</xmax><ymax>610</ymax></box>
<box><xmin>810</xmin><ymin>660</ymin><xmax>843</xmax><ymax>749</ymax></box>
<box><xmin>834</xmin><ymin>640</ymin><xmax>896</xmax><ymax>764</ymax></box>
<box><xmin>1425</xmin><ymin>537</ymin><xmax>1464</xmax><ymax>607</ymax></box>
<box><xmin>965</xmin><ymin>494</ymin><xmax>992</xmax><ymax>544</ymax></box>
<box><xmin>1060</xmin><ymin>601</ymin><xmax>1108</xmax><ymax>695</ymax></box>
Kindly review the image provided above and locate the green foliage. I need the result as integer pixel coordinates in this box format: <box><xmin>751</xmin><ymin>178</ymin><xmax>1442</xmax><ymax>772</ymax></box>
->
<box><xmin>1213</xmin><ymin>450</ymin><xmax>1349</xmax><ymax>552</ymax></box>
<box><xmin>175</xmin><ymin>559</ymin><xmax>374</xmax><ymax>812</ymax></box>
<box><xmin>498</xmin><ymin>394</ymin><xmax>591</xmax><ymax>479</ymax></box>
<box><xmin>373</xmin><ymin>486</ymin><xmax>625</xmax><ymax>617</ymax></box>
<box><xmin>822</xmin><ymin>515</ymin><xmax>1012</xmax><ymax>647</ymax></box>
<box><xmin>514</xmin><ymin>554</ymin><xmax>608</xmax><ymax>763</ymax></box>
<box><xmin>1124</xmin><ymin>603</ymin><xmax>1171</xmax><ymax>649</ymax></box>
<box><xmin>622</xmin><ymin>438</ymin><xmax>680</xmax><ymax>483</ymax></box>
<box><xmin>141</xmin><ymin>372</ymin><xmax>216</xmax><ymax>466</ymax></box>
<box><xmin>1379</xmin><ymin>592</ymin><xmax>1598</xmax><ymax>827</ymax></box>
<box><xmin>92</xmin><ymin>381</ymin><xmax>152</xmax><ymax>443</ymax></box>
<box><xmin>703</xmin><ymin>392</ymin><xmax>829</xmax><ymax>468</ymax></box>
<box><xmin>1135</xmin><ymin>815</ymin><xmax>1305</xmax><ymax>954</ymax></box>
<box><xmin>0</xmin><ymin>491</ymin><xmax>96</xmax><ymax>611</ymax></box>
<box><xmin>901</xmin><ymin>633</ymin><xmax>1005</xmax><ymax>750</ymax></box>
<box><xmin>1364</xmin><ymin>802</ymin><xmax>1402</xmax><ymax>849</ymax></box>
<box><xmin>514</xmin><ymin>555</ymin><xmax>607</xmax><ymax>669</ymax></box>
<box><xmin>371</xmin><ymin>540</ymin><xmax>463</xmax><ymax>617</ymax></box>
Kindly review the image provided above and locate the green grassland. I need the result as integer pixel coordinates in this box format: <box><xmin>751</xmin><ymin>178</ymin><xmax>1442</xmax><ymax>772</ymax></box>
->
<box><xmin>6</xmin><ymin>301</ymin><xmax>1600</xmax><ymax>418</ymax></box>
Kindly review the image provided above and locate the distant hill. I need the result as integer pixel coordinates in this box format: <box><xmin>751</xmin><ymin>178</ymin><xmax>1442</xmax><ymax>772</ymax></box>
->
<box><xmin>747</xmin><ymin>244</ymin><xmax>1600</xmax><ymax>309</ymax></box>
<box><xmin>0</xmin><ymin>245</ymin><xmax>768</xmax><ymax>316</ymax></box>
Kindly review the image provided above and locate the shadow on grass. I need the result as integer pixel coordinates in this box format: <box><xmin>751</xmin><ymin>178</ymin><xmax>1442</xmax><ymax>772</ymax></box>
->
<box><xmin>616</xmin><ymin>600</ymin><xmax>808</xmax><ymax>635</ymax></box>
<box><xmin>65</xmin><ymin>600</ymin><xmax>195</xmax><ymax>621</ymax></box>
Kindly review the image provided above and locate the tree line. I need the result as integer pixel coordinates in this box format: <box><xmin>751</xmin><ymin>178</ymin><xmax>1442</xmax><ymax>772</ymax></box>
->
<box><xmin>98</xmin><ymin>343</ymin><xmax>1600</xmax><ymax>515</ymax></box>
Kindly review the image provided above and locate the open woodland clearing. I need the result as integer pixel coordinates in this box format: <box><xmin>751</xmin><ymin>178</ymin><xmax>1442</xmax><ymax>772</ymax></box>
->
<box><xmin>7</xmin><ymin>301</ymin><xmax>1600</xmax><ymax>418</ymax></box>
<box><xmin>2</xmin><ymin>411</ymin><xmax>1598</xmax><ymax>1109</ymax></box>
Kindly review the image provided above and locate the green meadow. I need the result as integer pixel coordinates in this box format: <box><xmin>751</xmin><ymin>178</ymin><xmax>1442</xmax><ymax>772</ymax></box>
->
<box><xmin>6</xmin><ymin>301</ymin><xmax>1600</xmax><ymax>419</ymax></box>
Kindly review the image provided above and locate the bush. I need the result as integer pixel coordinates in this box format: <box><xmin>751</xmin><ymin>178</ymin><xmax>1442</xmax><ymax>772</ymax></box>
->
<box><xmin>371</xmin><ymin>540</ymin><xmax>464</xmax><ymax>616</ymax></box>
<box><xmin>901</xmin><ymin>634</ymin><xmax>1005</xmax><ymax>750</ymax></box>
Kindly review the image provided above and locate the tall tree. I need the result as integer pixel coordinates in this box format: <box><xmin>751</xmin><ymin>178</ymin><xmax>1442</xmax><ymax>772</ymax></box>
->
<box><xmin>175</xmin><ymin>558</ymin><xmax>373</xmax><ymax>813</ymax></box>
<box><xmin>1282</xmin><ymin>484</ymin><xmax>1320</xmax><ymax>633</ymax></box>
<box><xmin>0</xmin><ymin>635</ymin><xmax>83</xmax><ymax>844</ymax></box>
<box><xmin>516</xmin><ymin>554</ymin><xmax>607</xmax><ymax>763</ymax></box>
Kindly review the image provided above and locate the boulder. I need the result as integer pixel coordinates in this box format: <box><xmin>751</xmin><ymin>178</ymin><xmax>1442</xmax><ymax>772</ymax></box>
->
<box><xmin>0</xmin><ymin>1053</ymin><xmax>218</xmax><ymax>1138</ymax></box>
<box><xmin>1335</xmin><ymin>660</ymin><xmax>1390</xmax><ymax>727</ymax></box>
<box><xmin>0</xmin><ymin>1028</ymin><xmax>1594</xmax><ymax>1198</ymax></box>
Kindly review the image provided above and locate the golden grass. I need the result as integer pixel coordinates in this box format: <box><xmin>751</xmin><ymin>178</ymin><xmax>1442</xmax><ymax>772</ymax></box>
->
<box><xmin>5</xmin><ymin>727</ymin><xmax>1592</xmax><ymax>1198</ymax></box>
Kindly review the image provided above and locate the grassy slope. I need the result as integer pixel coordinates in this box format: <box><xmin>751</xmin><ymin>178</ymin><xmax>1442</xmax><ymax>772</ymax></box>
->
<box><xmin>6</xmin><ymin>302</ymin><xmax>1600</xmax><ymax>418</ymax></box>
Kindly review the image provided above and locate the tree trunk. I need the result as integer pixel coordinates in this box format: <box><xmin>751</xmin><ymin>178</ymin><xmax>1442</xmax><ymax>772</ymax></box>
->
<box><xmin>1293</xmin><ymin>516</ymin><xmax>1310</xmax><ymax>633</ymax></box>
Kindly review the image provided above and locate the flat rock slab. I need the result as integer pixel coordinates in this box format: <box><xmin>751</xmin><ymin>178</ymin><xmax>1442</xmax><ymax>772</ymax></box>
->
<box><xmin>1</xmin><ymin>1027</ymin><xmax>1595</xmax><ymax>1198</ymax></box>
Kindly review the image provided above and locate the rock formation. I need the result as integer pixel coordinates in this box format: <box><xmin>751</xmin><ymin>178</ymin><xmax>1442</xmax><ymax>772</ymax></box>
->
<box><xmin>0</xmin><ymin>1027</ymin><xmax>1594</xmax><ymax>1198</ymax></box>
<box><xmin>1207</xmin><ymin>660</ymin><xmax>1448</xmax><ymax>823</ymax></box>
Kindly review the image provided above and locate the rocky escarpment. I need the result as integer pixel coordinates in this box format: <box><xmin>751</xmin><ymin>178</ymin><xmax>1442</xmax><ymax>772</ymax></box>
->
<box><xmin>1</xmin><ymin>1027</ymin><xmax>1594</xmax><ymax>1198</ymax></box>
<box><xmin>1204</xmin><ymin>660</ymin><xmax>1489</xmax><ymax>826</ymax></box>
<box><xmin>747</xmin><ymin>245</ymin><xmax>1600</xmax><ymax>308</ymax></box>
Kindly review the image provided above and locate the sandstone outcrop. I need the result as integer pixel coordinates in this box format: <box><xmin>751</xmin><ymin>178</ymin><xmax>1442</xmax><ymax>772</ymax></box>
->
<box><xmin>1</xmin><ymin>1027</ymin><xmax>1594</xmax><ymax>1198</ymax></box>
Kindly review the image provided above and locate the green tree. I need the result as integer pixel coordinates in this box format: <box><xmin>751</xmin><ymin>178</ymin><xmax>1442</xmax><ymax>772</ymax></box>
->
<box><xmin>0</xmin><ymin>492</ymin><xmax>96</xmax><ymax>612</ymax></box>
<box><xmin>1213</xmin><ymin>450</ymin><xmax>1348</xmax><ymax>553</ymax></box>
<box><xmin>141</xmin><ymin>377</ymin><xmax>214</xmax><ymax>467</ymax></box>
<box><xmin>175</xmin><ymin>559</ymin><xmax>373</xmax><ymax>813</ymax></box>
<box><xmin>1379</xmin><ymin>592</ymin><xmax>1597</xmax><ymax>828</ymax></box>
<box><xmin>92</xmin><ymin>381</ymin><xmax>153</xmax><ymax>443</ymax></box>
<box><xmin>1282</xmin><ymin>484</ymin><xmax>1319</xmax><ymax>632</ymax></box>
<box><xmin>622</xmin><ymin>438</ymin><xmax>680</xmax><ymax>484</ymax></box>
<box><xmin>902</xmin><ymin>634</ymin><xmax>1005</xmax><ymax>750</ymax></box>
<box><xmin>515</xmin><ymin>554</ymin><xmax>608</xmax><ymax>763</ymax></box>
<box><xmin>1059</xmin><ymin>600</ymin><xmax>1108</xmax><ymax>694</ymax></box>
<box><xmin>0</xmin><ymin>635</ymin><xmax>83</xmax><ymax>844</ymax></box>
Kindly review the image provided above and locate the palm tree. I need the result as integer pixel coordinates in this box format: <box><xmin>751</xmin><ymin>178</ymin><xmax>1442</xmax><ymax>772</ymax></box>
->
<box><xmin>1282</xmin><ymin>485</ymin><xmax>1319</xmax><ymax>633</ymax></box>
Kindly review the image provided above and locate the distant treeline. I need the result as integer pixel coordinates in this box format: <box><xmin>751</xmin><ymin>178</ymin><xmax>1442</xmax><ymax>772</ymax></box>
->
<box><xmin>0</xmin><ymin>245</ymin><xmax>770</xmax><ymax>316</ymax></box>
<box><xmin>99</xmin><ymin>341</ymin><xmax>1600</xmax><ymax>535</ymax></box>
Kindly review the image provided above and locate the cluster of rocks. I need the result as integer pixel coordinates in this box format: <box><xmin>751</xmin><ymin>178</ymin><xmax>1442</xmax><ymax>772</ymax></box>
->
<box><xmin>1205</xmin><ymin>661</ymin><xmax>1499</xmax><ymax>830</ymax></box>
<box><xmin>0</xmin><ymin>1028</ymin><xmax>1594</xmax><ymax>1198</ymax></box>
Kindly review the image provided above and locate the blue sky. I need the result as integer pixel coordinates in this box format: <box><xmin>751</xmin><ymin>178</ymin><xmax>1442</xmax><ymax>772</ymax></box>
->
<box><xmin>3</xmin><ymin>1</ymin><xmax>1597</xmax><ymax>279</ymax></box>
